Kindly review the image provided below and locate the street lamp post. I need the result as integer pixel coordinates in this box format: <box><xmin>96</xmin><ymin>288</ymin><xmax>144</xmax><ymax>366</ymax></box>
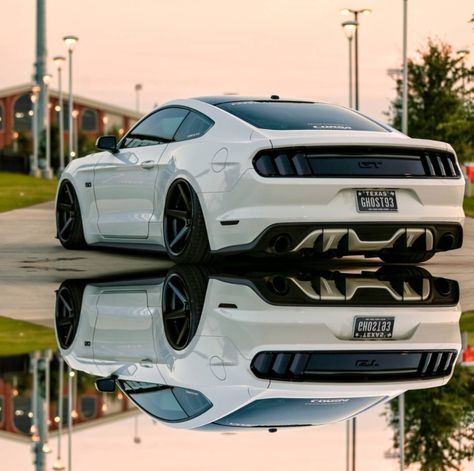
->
<box><xmin>53</xmin><ymin>56</ymin><xmax>66</xmax><ymax>174</ymax></box>
<box><xmin>135</xmin><ymin>84</ymin><xmax>143</xmax><ymax>112</ymax></box>
<box><xmin>42</xmin><ymin>74</ymin><xmax>53</xmax><ymax>179</ymax></box>
<box><xmin>63</xmin><ymin>35</ymin><xmax>79</xmax><ymax>162</ymax></box>
<box><xmin>342</xmin><ymin>20</ymin><xmax>358</xmax><ymax>108</ymax></box>
<box><xmin>457</xmin><ymin>49</ymin><xmax>470</xmax><ymax>97</ymax></box>
<box><xmin>340</xmin><ymin>8</ymin><xmax>372</xmax><ymax>111</ymax></box>
<box><xmin>30</xmin><ymin>85</ymin><xmax>41</xmax><ymax>177</ymax></box>
<box><xmin>402</xmin><ymin>0</ymin><xmax>408</xmax><ymax>135</ymax></box>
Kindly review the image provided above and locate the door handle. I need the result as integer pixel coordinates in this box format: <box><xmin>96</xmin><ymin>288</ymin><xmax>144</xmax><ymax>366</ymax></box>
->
<box><xmin>139</xmin><ymin>359</ymin><xmax>154</xmax><ymax>368</ymax></box>
<box><xmin>140</xmin><ymin>160</ymin><xmax>155</xmax><ymax>170</ymax></box>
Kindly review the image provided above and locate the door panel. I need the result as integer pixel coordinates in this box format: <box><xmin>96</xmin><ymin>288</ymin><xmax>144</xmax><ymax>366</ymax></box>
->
<box><xmin>93</xmin><ymin>145</ymin><xmax>166</xmax><ymax>238</ymax></box>
<box><xmin>93</xmin><ymin>290</ymin><xmax>158</xmax><ymax>364</ymax></box>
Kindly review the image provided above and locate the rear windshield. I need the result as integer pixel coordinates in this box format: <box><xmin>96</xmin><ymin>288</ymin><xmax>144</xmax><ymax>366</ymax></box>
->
<box><xmin>217</xmin><ymin>101</ymin><xmax>387</xmax><ymax>132</ymax></box>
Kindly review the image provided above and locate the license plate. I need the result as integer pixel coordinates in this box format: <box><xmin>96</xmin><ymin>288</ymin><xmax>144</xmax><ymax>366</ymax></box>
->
<box><xmin>356</xmin><ymin>190</ymin><xmax>398</xmax><ymax>212</ymax></box>
<box><xmin>353</xmin><ymin>317</ymin><xmax>394</xmax><ymax>339</ymax></box>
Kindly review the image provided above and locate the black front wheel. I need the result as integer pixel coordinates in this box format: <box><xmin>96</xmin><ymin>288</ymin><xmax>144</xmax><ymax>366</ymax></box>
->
<box><xmin>56</xmin><ymin>181</ymin><xmax>87</xmax><ymax>250</ymax></box>
<box><xmin>163</xmin><ymin>179</ymin><xmax>212</xmax><ymax>264</ymax></box>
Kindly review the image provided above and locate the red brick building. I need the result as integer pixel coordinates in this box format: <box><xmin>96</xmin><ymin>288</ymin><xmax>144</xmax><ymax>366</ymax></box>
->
<box><xmin>0</xmin><ymin>83</ymin><xmax>142</xmax><ymax>151</ymax></box>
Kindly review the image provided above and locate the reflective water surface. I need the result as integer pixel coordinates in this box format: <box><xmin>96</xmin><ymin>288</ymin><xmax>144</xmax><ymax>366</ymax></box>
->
<box><xmin>1</xmin><ymin>264</ymin><xmax>473</xmax><ymax>470</ymax></box>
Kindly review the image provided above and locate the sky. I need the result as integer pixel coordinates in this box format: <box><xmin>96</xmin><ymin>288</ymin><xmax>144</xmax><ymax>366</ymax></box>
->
<box><xmin>1</xmin><ymin>0</ymin><xmax>473</xmax><ymax>122</ymax></box>
<box><xmin>4</xmin><ymin>403</ymin><xmax>474</xmax><ymax>471</ymax></box>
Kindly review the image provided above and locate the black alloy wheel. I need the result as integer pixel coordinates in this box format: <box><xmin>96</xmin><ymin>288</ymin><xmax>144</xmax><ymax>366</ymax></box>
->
<box><xmin>56</xmin><ymin>181</ymin><xmax>87</xmax><ymax>249</ymax></box>
<box><xmin>163</xmin><ymin>180</ymin><xmax>212</xmax><ymax>263</ymax></box>
<box><xmin>162</xmin><ymin>268</ymin><xmax>207</xmax><ymax>350</ymax></box>
<box><xmin>55</xmin><ymin>281</ymin><xmax>84</xmax><ymax>349</ymax></box>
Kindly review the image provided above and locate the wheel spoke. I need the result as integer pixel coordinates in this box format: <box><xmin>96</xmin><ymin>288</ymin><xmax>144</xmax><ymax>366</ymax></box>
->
<box><xmin>167</xmin><ymin>280</ymin><xmax>187</xmax><ymax>304</ymax></box>
<box><xmin>177</xmin><ymin>183</ymin><xmax>190</xmax><ymax>209</ymax></box>
<box><xmin>164</xmin><ymin>307</ymin><xmax>187</xmax><ymax>321</ymax></box>
<box><xmin>58</xmin><ymin>293</ymin><xmax>73</xmax><ymax>312</ymax></box>
<box><xmin>176</xmin><ymin>319</ymin><xmax>190</xmax><ymax>345</ymax></box>
<box><xmin>59</xmin><ymin>217</ymin><xmax>74</xmax><ymax>237</ymax></box>
<box><xmin>166</xmin><ymin>209</ymin><xmax>189</xmax><ymax>220</ymax></box>
<box><xmin>169</xmin><ymin>224</ymin><xmax>189</xmax><ymax>249</ymax></box>
<box><xmin>58</xmin><ymin>202</ymin><xmax>73</xmax><ymax>210</ymax></box>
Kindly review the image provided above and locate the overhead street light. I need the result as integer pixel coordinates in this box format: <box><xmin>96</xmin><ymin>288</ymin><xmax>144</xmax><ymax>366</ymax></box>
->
<box><xmin>340</xmin><ymin>8</ymin><xmax>372</xmax><ymax>110</ymax></box>
<box><xmin>342</xmin><ymin>20</ymin><xmax>358</xmax><ymax>108</ymax></box>
<box><xmin>53</xmin><ymin>56</ymin><xmax>66</xmax><ymax>174</ymax></box>
<box><xmin>63</xmin><ymin>35</ymin><xmax>79</xmax><ymax>162</ymax></box>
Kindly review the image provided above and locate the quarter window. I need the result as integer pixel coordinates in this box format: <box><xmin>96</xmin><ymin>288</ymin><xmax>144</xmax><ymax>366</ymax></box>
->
<box><xmin>122</xmin><ymin>108</ymin><xmax>189</xmax><ymax>148</ymax></box>
<box><xmin>174</xmin><ymin>111</ymin><xmax>214</xmax><ymax>141</ymax></box>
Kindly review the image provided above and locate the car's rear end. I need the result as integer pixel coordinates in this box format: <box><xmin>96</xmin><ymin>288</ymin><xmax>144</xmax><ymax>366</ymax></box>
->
<box><xmin>202</xmin><ymin>99</ymin><xmax>464</xmax><ymax>262</ymax></box>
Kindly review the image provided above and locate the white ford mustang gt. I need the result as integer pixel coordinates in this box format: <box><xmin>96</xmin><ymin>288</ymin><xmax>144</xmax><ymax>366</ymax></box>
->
<box><xmin>55</xmin><ymin>96</ymin><xmax>465</xmax><ymax>263</ymax></box>
<box><xmin>55</xmin><ymin>266</ymin><xmax>460</xmax><ymax>431</ymax></box>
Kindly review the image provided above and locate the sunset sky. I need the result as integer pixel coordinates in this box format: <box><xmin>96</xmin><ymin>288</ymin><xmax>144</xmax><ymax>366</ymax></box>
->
<box><xmin>1</xmin><ymin>0</ymin><xmax>473</xmax><ymax>122</ymax></box>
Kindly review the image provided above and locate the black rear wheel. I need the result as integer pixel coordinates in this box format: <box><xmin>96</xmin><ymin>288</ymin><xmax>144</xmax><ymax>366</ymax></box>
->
<box><xmin>56</xmin><ymin>181</ymin><xmax>87</xmax><ymax>249</ymax></box>
<box><xmin>162</xmin><ymin>266</ymin><xmax>207</xmax><ymax>350</ymax></box>
<box><xmin>163</xmin><ymin>179</ymin><xmax>212</xmax><ymax>263</ymax></box>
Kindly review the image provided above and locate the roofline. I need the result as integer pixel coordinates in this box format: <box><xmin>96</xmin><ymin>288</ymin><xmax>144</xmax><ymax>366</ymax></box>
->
<box><xmin>0</xmin><ymin>83</ymin><xmax>142</xmax><ymax>119</ymax></box>
<box><xmin>194</xmin><ymin>96</ymin><xmax>316</xmax><ymax>106</ymax></box>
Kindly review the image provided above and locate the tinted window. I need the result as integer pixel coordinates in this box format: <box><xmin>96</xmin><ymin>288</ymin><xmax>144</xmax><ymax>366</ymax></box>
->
<box><xmin>217</xmin><ymin>101</ymin><xmax>387</xmax><ymax>132</ymax></box>
<box><xmin>122</xmin><ymin>108</ymin><xmax>189</xmax><ymax>148</ymax></box>
<box><xmin>119</xmin><ymin>381</ymin><xmax>212</xmax><ymax>422</ymax></box>
<box><xmin>174</xmin><ymin>111</ymin><xmax>214</xmax><ymax>141</ymax></box>
<box><xmin>215</xmin><ymin>397</ymin><xmax>384</xmax><ymax>427</ymax></box>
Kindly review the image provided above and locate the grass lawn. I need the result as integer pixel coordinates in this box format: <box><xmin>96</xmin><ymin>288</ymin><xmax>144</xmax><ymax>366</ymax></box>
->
<box><xmin>0</xmin><ymin>316</ymin><xmax>56</xmax><ymax>356</ymax></box>
<box><xmin>0</xmin><ymin>172</ymin><xmax>57</xmax><ymax>213</ymax></box>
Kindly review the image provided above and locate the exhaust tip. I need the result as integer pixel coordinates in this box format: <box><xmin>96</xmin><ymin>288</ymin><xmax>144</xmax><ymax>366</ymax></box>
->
<box><xmin>437</xmin><ymin>233</ymin><xmax>456</xmax><ymax>251</ymax></box>
<box><xmin>270</xmin><ymin>234</ymin><xmax>292</xmax><ymax>254</ymax></box>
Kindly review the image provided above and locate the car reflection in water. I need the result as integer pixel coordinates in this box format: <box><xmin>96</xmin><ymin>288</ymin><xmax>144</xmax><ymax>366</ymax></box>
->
<box><xmin>55</xmin><ymin>265</ymin><xmax>461</xmax><ymax>432</ymax></box>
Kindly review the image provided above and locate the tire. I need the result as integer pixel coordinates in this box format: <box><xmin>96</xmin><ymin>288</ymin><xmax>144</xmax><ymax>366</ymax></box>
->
<box><xmin>161</xmin><ymin>266</ymin><xmax>208</xmax><ymax>350</ymax></box>
<box><xmin>379</xmin><ymin>251</ymin><xmax>435</xmax><ymax>264</ymax></box>
<box><xmin>56</xmin><ymin>180</ymin><xmax>87</xmax><ymax>250</ymax></box>
<box><xmin>163</xmin><ymin>179</ymin><xmax>213</xmax><ymax>264</ymax></box>
<box><xmin>55</xmin><ymin>280</ymin><xmax>86</xmax><ymax>349</ymax></box>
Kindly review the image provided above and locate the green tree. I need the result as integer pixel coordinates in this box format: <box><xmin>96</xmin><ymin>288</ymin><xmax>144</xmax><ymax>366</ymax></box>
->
<box><xmin>386</xmin><ymin>366</ymin><xmax>474</xmax><ymax>470</ymax></box>
<box><xmin>388</xmin><ymin>39</ymin><xmax>474</xmax><ymax>162</ymax></box>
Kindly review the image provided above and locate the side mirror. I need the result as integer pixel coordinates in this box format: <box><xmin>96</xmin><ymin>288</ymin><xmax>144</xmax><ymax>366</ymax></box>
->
<box><xmin>96</xmin><ymin>135</ymin><xmax>118</xmax><ymax>153</ymax></box>
<box><xmin>95</xmin><ymin>376</ymin><xmax>117</xmax><ymax>393</ymax></box>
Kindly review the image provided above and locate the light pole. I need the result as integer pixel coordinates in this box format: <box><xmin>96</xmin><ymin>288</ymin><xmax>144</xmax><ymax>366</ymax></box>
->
<box><xmin>53</xmin><ymin>357</ymin><xmax>66</xmax><ymax>470</ymax></box>
<box><xmin>135</xmin><ymin>84</ymin><xmax>143</xmax><ymax>112</ymax></box>
<box><xmin>72</xmin><ymin>110</ymin><xmax>79</xmax><ymax>157</ymax></box>
<box><xmin>42</xmin><ymin>74</ymin><xmax>53</xmax><ymax>179</ymax></box>
<box><xmin>402</xmin><ymin>0</ymin><xmax>408</xmax><ymax>134</ymax></box>
<box><xmin>457</xmin><ymin>49</ymin><xmax>470</xmax><ymax>98</ymax></box>
<box><xmin>30</xmin><ymin>85</ymin><xmax>41</xmax><ymax>177</ymax></box>
<box><xmin>340</xmin><ymin>8</ymin><xmax>372</xmax><ymax>111</ymax></box>
<box><xmin>342</xmin><ymin>20</ymin><xmax>358</xmax><ymax>108</ymax></box>
<box><xmin>53</xmin><ymin>56</ymin><xmax>66</xmax><ymax>174</ymax></box>
<box><xmin>63</xmin><ymin>35</ymin><xmax>78</xmax><ymax>163</ymax></box>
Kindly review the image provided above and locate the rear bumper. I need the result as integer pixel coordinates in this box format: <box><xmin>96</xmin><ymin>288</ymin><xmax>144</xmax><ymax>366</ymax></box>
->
<box><xmin>212</xmin><ymin>221</ymin><xmax>463</xmax><ymax>256</ymax></box>
<box><xmin>202</xmin><ymin>169</ymin><xmax>465</xmax><ymax>252</ymax></box>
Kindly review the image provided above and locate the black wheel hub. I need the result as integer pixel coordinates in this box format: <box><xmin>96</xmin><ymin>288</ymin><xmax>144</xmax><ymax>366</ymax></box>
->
<box><xmin>162</xmin><ymin>273</ymin><xmax>193</xmax><ymax>350</ymax></box>
<box><xmin>164</xmin><ymin>181</ymin><xmax>193</xmax><ymax>256</ymax></box>
<box><xmin>57</xmin><ymin>182</ymin><xmax>77</xmax><ymax>242</ymax></box>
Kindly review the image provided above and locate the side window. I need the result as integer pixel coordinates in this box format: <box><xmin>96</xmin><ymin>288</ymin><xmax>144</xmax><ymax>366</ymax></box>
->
<box><xmin>122</xmin><ymin>108</ymin><xmax>189</xmax><ymax>148</ymax></box>
<box><xmin>174</xmin><ymin>112</ymin><xmax>214</xmax><ymax>142</ymax></box>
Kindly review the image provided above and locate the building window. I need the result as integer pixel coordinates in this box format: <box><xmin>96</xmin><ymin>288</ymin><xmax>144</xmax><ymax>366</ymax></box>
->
<box><xmin>0</xmin><ymin>102</ymin><xmax>4</xmax><ymax>131</ymax></box>
<box><xmin>81</xmin><ymin>109</ymin><xmax>98</xmax><ymax>132</ymax></box>
<box><xmin>13</xmin><ymin>94</ymin><xmax>33</xmax><ymax>132</ymax></box>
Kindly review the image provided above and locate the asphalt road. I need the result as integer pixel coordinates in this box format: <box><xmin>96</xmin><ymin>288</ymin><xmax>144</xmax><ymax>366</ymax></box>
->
<box><xmin>0</xmin><ymin>201</ymin><xmax>473</xmax><ymax>325</ymax></box>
